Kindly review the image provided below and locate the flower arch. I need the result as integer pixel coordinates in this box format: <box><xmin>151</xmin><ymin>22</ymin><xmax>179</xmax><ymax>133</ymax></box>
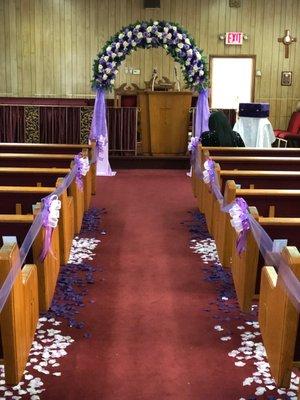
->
<box><xmin>91</xmin><ymin>20</ymin><xmax>208</xmax><ymax>92</ymax></box>
<box><xmin>90</xmin><ymin>20</ymin><xmax>210</xmax><ymax>176</ymax></box>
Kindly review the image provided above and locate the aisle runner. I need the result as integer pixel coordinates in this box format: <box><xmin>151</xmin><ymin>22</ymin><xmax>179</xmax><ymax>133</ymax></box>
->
<box><xmin>185</xmin><ymin>210</ymin><xmax>299</xmax><ymax>400</ymax></box>
<box><xmin>0</xmin><ymin>208</ymin><xmax>105</xmax><ymax>400</ymax></box>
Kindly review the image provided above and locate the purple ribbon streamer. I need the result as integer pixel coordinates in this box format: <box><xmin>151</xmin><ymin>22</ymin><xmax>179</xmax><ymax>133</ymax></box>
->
<box><xmin>195</xmin><ymin>89</ymin><xmax>210</xmax><ymax>140</ymax></box>
<box><xmin>234</xmin><ymin>198</ymin><xmax>251</xmax><ymax>255</ymax></box>
<box><xmin>89</xmin><ymin>89</ymin><xmax>108</xmax><ymax>159</ymax></box>
<box><xmin>74</xmin><ymin>154</ymin><xmax>84</xmax><ymax>191</ymax></box>
<box><xmin>203</xmin><ymin>158</ymin><xmax>224</xmax><ymax>202</ymax></box>
<box><xmin>39</xmin><ymin>196</ymin><xmax>57</xmax><ymax>262</ymax></box>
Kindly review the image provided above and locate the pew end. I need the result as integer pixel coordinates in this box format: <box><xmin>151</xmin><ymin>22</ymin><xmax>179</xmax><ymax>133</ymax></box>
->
<box><xmin>259</xmin><ymin>246</ymin><xmax>300</xmax><ymax>388</ymax></box>
<box><xmin>0</xmin><ymin>242</ymin><xmax>39</xmax><ymax>385</ymax></box>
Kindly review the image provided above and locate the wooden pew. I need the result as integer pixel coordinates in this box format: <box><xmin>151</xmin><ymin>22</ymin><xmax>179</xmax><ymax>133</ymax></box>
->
<box><xmin>259</xmin><ymin>246</ymin><xmax>300</xmax><ymax>388</ymax></box>
<box><xmin>0</xmin><ymin>242</ymin><xmax>39</xmax><ymax>385</ymax></box>
<box><xmin>215</xmin><ymin>181</ymin><xmax>300</xmax><ymax>267</ymax></box>
<box><xmin>0</xmin><ymin>167</ymin><xmax>82</xmax><ymax>240</ymax></box>
<box><xmin>229</xmin><ymin>208</ymin><xmax>300</xmax><ymax>312</ymax></box>
<box><xmin>0</xmin><ymin>211</ymin><xmax>60</xmax><ymax>313</ymax></box>
<box><xmin>201</xmin><ymin>145</ymin><xmax>300</xmax><ymax>159</ymax></box>
<box><xmin>0</xmin><ymin>181</ymin><xmax>73</xmax><ymax>264</ymax></box>
<box><xmin>200</xmin><ymin>167</ymin><xmax>300</xmax><ymax>219</ymax></box>
<box><xmin>0</xmin><ymin>142</ymin><xmax>97</xmax><ymax>195</ymax></box>
<box><xmin>210</xmin><ymin>156</ymin><xmax>300</xmax><ymax>171</ymax></box>
<box><xmin>0</xmin><ymin>153</ymin><xmax>91</xmax><ymax>211</ymax></box>
<box><xmin>191</xmin><ymin>145</ymin><xmax>300</xmax><ymax>198</ymax></box>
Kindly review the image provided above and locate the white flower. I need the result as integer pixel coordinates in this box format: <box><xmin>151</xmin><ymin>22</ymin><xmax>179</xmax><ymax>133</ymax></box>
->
<box><xmin>123</xmin><ymin>41</ymin><xmax>128</xmax><ymax>48</ymax></box>
<box><xmin>110</xmin><ymin>79</ymin><xmax>115</xmax><ymax>85</ymax></box>
<box><xmin>111</xmin><ymin>53</ymin><xmax>116</xmax><ymax>59</ymax></box>
<box><xmin>117</xmin><ymin>52</ymin><xmax>123</xmax><ymax>57</ymax></box>
<box><xmin>98</xmin><ymin>64</ymin><xmax>103</xmax><ymax>71</ymax></box>
<box><xmin>127</xmin><ymin>31</ymin><xmax>133</xmax><ymax>38</ymax></box>
<box><xmin>193</xmin><ymin>65</ymin><xmax>199</xmax><ymax>72</ymax></box>
<box><xmin>172</xmin><ymin>26</ymin><xmax>177</xmax><ymax>31</ymax></box>
<box><xmin>132</xmin><ymin>40</ymin><xmax>137</xmax><ymax>47</ymax></box>
<box><xmin>105</xmin><ymin>67</ymin><xmax>111</xmax><ymax>74</ymax></box>
<box><xmin>166</xmin><ymin>33</ymin><xmax>172</xmax><ymax>40</ymax></box>
<box><xmin>146</xmin><ymin>26</ymin><xmax>152</xmax><ymax>33</ymax></box>
<box><xmin>135</xmin><ymin>24</ymin><xmax>141</xmax><ymax>30</ymax></box>
<box><xmin>156</xmin><ymin>31</ymin><xmax>163</xmax><ymax>38</ymax></box>
<box><xmin>137</xmin><ymin>32</ymin><xmax>143</xmax><ymax>39</ymax></box>
<box><xmin>103</xmin><ymin>56</ymin><xmax>109</xmax><ymax>62</ymax></box>
<box><xmin>177</xmin><ymin>33</ymin><xmax>183</xmax><ymax>40</ymax></box>
<box><xmin>199</xmin><ymin>70</ymin><xmax>204</xmax><ymax>76</ymax></box>
<box><xmin>163</xmin><ymin>27</ymin><xmax>169</xmax><ymax>33</ymax></box>
<box><xmin>177</xmin><ymin>42</ymin><xmax>184</xmax><ymax>49</ymax></box>
<box><xmin>146</xmin><ymin>37</ymin><xmax>152</xmax><ymax>43</ymax></box>
<box><xmin>187</xmin><ymin>49</ymin><xmax>193</xmax><ymax>56</ymax></box>
<box><xmin>195</xmin><ymin>51</ymin><xmax>202</xmax><ymax>60</ymax></box>
<box><xmin>153</xmin><ymin>21</ymin><xmax>159</xmax><ymax>25</ymax></box>
<box><xmin>118</xmin><ymin>33</ymin><xmax>125</xmax><ymax>39</ymax></box>
<box><xmin>185</xmin><ymin>60</ymin><xmax>191</xmax><ymax>66</ymax></box>
<box><xmin>102</xmin><ymin>74</ymin><xmax>108</xmax><ymax>80</ymax></box>
<box><xmin>175</xmin><ymin>48</ymin><xmax>180</xmax><ymax>52</ymax></box>
<box><xmin>185</xmin><ymin>38</ymin><xmax>191</xmax><ymax>45</ymax></box>
<box><xmin>112</xmin><ymin>61</ymin><xmax>116</xmax><ymax>67</ymax></box>
<box><xmin>106</xmin><ymin>46</ymin><xmax>112</xmax><ymax>52</ymax></box>
<box><xmin>115</xmin><ymin>42</ymin><xmax>120</xmax><ymax>49</ymax></box>
<box><xmin>163</xmin><ymin>44</ymin><xmax>168</xmax><ymax>49</ymax></box>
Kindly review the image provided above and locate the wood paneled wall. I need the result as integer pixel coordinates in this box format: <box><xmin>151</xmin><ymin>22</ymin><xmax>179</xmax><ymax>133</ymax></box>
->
<box><xmin>0</xmin><ymin>0</ymin><xmax>299</xmax><ymax>128</ymax></box>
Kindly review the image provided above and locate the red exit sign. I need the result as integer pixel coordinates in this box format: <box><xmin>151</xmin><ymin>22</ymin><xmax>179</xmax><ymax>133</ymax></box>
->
<box><xmin>225</xmin><ymin>32</ymin><xmax>243</xmax><ymax>45</ymax></box>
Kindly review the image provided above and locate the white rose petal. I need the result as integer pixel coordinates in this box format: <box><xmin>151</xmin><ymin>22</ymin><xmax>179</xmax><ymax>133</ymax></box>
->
<box><xmin>146</xmin><ymin>26</ymin><xmax>152</xmax><ymax>33</ymax></box>
<box><xmin>118</xmin><ymin>33</ymin><xmax>124</xmax><ymax>39</ymax></box>
<box><xmin>106</xmin><ymin>46</ymin><xmax>112</xmax><ymax>52</ymax></box>
<box><xmin>102</xmin><ymin>74</ymin><xmax>108</xmax><ymax>80</ymax></box>
<box><xmin>185</xmin><ymin>38</ymin><xmax>191</xmax><ymax>45</ymax></box>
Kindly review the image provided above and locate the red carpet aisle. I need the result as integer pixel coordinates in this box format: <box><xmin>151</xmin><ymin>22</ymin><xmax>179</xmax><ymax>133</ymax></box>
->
<box><xmin>40</xmin><ymin>169</ymin><xmax>272</xmax><ymax>400</ymax></box>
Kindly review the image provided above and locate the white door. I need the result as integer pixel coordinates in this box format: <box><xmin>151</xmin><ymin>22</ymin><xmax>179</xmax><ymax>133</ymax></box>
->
<box><xmin>210</xmin><ymin>56</ymin><xmax>255</xmax><ymax>110</ymax></box>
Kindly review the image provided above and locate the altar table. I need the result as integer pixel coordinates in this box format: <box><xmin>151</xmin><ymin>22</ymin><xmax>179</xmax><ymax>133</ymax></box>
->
<box><xmin>233</xmin><ymin>117</ymin><xmax>276</xmax><ymax>148</ymax></box>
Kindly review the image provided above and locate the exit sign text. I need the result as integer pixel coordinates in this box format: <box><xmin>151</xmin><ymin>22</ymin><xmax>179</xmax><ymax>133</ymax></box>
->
<box><xmin>225</xmin><ymin>32</ymin><xmax>243</xmax><ymax>45</ymax></box>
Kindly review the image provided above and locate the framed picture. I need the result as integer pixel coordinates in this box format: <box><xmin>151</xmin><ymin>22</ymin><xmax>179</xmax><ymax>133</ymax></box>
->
<box><xmin>281</xmin><ymin>71</ymin><xmax>292</xmax><ymax>86</ymax></box>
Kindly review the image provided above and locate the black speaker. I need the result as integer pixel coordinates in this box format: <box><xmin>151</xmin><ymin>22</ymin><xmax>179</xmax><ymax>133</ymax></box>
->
<box><xmin>144</xmin><ymin>0</ymin><xmax>160</xmax><ymax>8</ymax></box>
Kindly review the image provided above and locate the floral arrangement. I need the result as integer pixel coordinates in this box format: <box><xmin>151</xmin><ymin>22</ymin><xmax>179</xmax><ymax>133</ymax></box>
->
<box><xmin>91</xmin><ymin>20</ymin><xmax>208</xmax><ymax>93</ymax></box>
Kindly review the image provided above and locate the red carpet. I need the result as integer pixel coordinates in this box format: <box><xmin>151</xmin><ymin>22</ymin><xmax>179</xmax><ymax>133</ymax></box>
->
<box><xmin>40</xmin><ymin>169</ymin><xmax>269</xmax><ymax>400</ymax></box>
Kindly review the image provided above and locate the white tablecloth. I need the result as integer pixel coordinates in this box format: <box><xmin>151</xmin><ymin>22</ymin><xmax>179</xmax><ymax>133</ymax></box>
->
<box><xmin>233</xmin><ymin>117</ymin><xmax>276</xmax><ymax>148</ymax></box>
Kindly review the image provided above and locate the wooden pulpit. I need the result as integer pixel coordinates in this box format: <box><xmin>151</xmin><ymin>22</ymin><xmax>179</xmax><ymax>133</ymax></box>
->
<box><xmin>139</xmin><ymin>91</ymin><xmax>192</xmax><ymax>155</ymax></box>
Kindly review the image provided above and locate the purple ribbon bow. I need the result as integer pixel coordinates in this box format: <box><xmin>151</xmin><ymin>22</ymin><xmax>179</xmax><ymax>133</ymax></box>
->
<box><xmin>40</xmin><ymin>195</ymin><xmax>61</xmax><ymax>261</ymax></box>
<box><xmin>229</xmin><ymin>197</ymin><xmax>251</xmax><ymax>255</ymax></box>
